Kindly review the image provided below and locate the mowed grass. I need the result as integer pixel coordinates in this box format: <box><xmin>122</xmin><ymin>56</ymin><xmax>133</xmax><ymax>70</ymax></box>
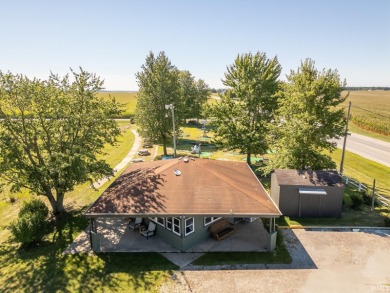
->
<box><xmin>0</xmin><ymin>121</ymin><xmax>179</xmax><ymax>292</ymax></box>
<box><xmin>0</xmin><ymin>229</ymin><xmax>176</xmax><ymax>292</ymax></box>
<box><xmin>0</xmin><ymin>122</ymin><xmax>135</xmax><ymax>241</ymax></box>
<box><xmin>97</xmin><ymin>91</ymin><xmax>138</xmax><ymax>118</ymax></box>
<box><xmin>341</xmin><ymin>90</ymin><xmax>390</xmax><ymax>141</ymax></box>
<box><xmin>193</xmin><ymin>231</ymin><xmax>291</xmax><ymax>266</ymax></box>
<box><xmin>326</xmin><ymin>148</ymin><xmax>390</xmax><ymax>198</ymax></box>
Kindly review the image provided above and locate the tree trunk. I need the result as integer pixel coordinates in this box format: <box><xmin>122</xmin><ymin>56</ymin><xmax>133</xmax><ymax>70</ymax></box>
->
<box><xmin>247</xmin><ymin>152</ymin><xmax>251</xmax><ymax>165</ymax></box>
<box><xmin>163</xmin><ymin>143</ymin><xmax>167</xmax><ymax>156</ymax></box>
<box><xmin>162</xmin><ymin>135</ymin><xmax>168</xmax><ymax>156</ymax></box>
<box><xmin>46</xmin><ymin>190</ymin><xmax>66</xmax><ymax>221</ymax></box>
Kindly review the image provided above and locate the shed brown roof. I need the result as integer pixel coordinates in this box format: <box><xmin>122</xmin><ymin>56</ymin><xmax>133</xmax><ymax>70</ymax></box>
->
<box><xmin>85</xmin><ymin>159</ymin><xmax>281</xmax><ymax>217</ymax></box>
<box><xmin>274</xmin><ymin>169</ymin><xmax>344</xmax><ymax>187</ymax></box>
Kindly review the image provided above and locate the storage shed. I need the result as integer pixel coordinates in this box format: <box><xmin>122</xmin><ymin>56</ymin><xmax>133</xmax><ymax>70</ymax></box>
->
<box><xmin>271</xmin><ymin>169</ymin><xmax>344</xmax><ymax>217</ymax></box>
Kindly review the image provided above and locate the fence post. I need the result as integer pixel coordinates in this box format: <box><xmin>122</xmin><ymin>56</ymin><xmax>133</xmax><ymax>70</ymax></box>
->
<box><xmin>358</xmin><ymin>182</ymin><xmax>361</xmax><ymax>192</ymax></box>
<box><xmin>371</xmin><ymin>179</ymin><xmax>376</xmax><ymax>211</ymax></box>
<box><xmin>345</xmin><ymin>177</ymin><xmax>349</xmax><ymax>185</ymax></box>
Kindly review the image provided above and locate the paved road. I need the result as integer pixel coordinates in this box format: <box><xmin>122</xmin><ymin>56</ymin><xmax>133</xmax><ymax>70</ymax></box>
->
<box><xmin>333</xmin><ymin>132</ymin><xmax>390</xmax><ymax>167</ymax></box>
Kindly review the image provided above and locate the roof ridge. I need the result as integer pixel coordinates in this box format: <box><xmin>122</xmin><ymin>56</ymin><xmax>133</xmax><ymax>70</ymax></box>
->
<box><xmin>154</xmin><ymin>159</ymin><xmax>179</xmax><ymax>174</ymax></box>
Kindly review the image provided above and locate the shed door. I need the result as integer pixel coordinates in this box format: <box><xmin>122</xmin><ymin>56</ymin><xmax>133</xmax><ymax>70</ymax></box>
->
<box><xmin>300</xmin><ymin>194</ymin><xmax>321</xmax><ymax>217</ymax></box>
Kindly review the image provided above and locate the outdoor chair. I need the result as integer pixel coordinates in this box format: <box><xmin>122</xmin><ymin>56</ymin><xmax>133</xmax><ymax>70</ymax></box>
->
<box><xmin>128</xmin><ymin>217</ymin><xmax>142</xmax><ymax>231</ymax></box>
<box><xmin>140</xmin><ymin>222</ymin><xmax>156</xmax><ymax>240</ymax></box>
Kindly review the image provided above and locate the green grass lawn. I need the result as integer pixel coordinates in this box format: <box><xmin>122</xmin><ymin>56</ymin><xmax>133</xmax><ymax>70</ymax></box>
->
<box><xmin>0</xmin><ymin>209</ymin><xmax>177</xmax><ymax>292</ymax></box>
<box><xmin>327</xmin><ymin>148</ymin><xmax>390</xmax><ymax>198</ymax></box>
<box><xmin>0</xmin><ymin>121</ymin><xmax>178</xmax><ymax>292</ymax></box>
<box><xmin>192</xmin><ymin>231</ymin><xmax>291</xmax><ymax>266</ymax></box>
<box><xmin>0</xmin><ymin>122</ymin><xmax>136</xmax><ymax>242</ymax></box>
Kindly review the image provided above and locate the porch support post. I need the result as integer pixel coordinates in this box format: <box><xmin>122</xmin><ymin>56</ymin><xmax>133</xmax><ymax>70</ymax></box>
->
<box><xmin>266</xmin><ymin>217</ymin><xmax>277</xmax><ymax>252</ymax></box>
<box><xmin>89</xmin><ymin>218</ymin><xmax>94</xmax><ymax>249</ymax></box>
<box><xmin>89</xmin><ymin>218</ymin><xmax>101</xmax><ymax>253</ymax></box>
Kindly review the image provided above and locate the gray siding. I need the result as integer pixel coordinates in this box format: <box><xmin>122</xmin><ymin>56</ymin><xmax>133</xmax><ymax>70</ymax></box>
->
<box><xmin>279</xmin><ymin>186</ymin><xmax>300</xmax><ymax>216</ymax></box>
<box><xmin>149</xmin><ymin>216</ymin><xmax>213</xmax><ymax>251</ymax></box>
<box><xmin>270</xmin><ymin>173</ymin><xmax>280</xmax><ymax>206</ymax></box>
<box><xmin>278</xmin><ymin>185</ymin><xmax>344</xmax><ymax>217</ymax></box>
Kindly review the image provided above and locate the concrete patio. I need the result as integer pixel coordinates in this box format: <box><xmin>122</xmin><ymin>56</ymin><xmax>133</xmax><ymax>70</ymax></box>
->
<box><xmin>64</xmin><ymin>217</ymin><xmax>270</xmax><ymax>254</ymax></box>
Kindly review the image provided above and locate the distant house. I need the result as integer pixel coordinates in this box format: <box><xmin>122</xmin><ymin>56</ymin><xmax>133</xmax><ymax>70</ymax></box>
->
<box><xmin>271</xmin><ymin>169</ymin><xmax>344</xmax><ymax>218</ymax></box>
<box><xmin>85</xmin><ymin>158</ymin><xmax>281</xmax><ymax>252</ymax></box>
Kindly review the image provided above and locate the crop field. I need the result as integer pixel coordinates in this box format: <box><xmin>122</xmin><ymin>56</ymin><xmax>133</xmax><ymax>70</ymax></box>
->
<box><xmin>97</xmin><ymin>91</ymin><xmax>138</xmax><ymax>118</ymax></box>
<box><xmin>341</xmin><ymin>90</ymin><xmax>390</xmax><ymax>140</ymax></box>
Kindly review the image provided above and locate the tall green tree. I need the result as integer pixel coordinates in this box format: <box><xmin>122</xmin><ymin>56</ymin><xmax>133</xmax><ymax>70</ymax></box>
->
<box><xmin>266</xmin><ymin>59</ymin><xmax>347</xmax><ymax>171</ymax></box>
<box><xmin>135</xmin><ymin>51</ymin><xmax>181</xmax><ymax>156</ymax></box>
<box><xmin>0</xmin><ymin>69</ymin><xmax>121</xmax><ymax>219</ymax></box>
<box><xmin>179</xmin><ymin>70</ymin><xmax>210</xmax><ymax>122</ymax></box>
<box><xmin>208</xmin><ymin>52</ymin><xmax>281</xmax><ymax>164</ymax></box>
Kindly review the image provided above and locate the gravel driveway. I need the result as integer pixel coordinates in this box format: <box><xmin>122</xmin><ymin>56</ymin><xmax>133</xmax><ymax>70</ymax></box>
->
<box><xmin>160</xmin><ymin>229</ymin><xmax>390</xmax><ymax>293</ymax></box>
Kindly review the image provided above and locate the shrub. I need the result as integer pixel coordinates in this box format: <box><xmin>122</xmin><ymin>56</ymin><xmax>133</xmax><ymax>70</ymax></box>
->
<box><xmin>381</xmin><ymin>209</ymin><xmax>390</xmax><ymax>227</ymax></box>
<box><xmin>18</xmin><ymin>198</ymin><xmax>49</xmax><ymax>218</ymax></box>
<box><xmin>350</xmin><ymin>193</ymin><xmax>363</xmax><ymax>210</ymax></box>
<box><xmin>384</xmin><ymin>215</ymin><xmax>390</xmax><ymax>227</ymax></box>
<box><xmin>10</xmin><ymin>199</ymin><xmax>49</xmax><ymax>245</ymax></box>
<box><xmin>361</xmin><ymin>190</ymin><xmax>372</xmax><ymax>205</ymax></box>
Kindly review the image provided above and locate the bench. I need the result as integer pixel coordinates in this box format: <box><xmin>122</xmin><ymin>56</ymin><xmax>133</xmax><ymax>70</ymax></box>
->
<box><xmin>209</xmin><ymin>219</ymin><xmax>236</xmax><ymax>241</ymax></box>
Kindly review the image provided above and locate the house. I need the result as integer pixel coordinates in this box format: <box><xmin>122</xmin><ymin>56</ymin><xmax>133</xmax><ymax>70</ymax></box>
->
<box><xmin>270</xmin><ymin>169</ymin><xmax>345</xmax><ymax>217</ymax></box>
<box><xmin>85</xmin><ymin>158</ymin><xmax>281</xmax><ymax>252</ymax></box>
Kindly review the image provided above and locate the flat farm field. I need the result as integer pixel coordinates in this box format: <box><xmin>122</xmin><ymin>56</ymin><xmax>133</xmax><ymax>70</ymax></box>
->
<box><xmin>97</xmin><ymin>91</ymin><xmax>138</xmax><ymax>118</ymax></box>
<box><xmin>341</xmin><ymin>90</ymin><xmax>390</xmax><ymax>141</ymax></box>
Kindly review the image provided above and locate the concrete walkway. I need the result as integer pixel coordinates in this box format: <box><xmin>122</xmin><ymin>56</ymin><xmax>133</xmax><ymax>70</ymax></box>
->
<box><xmin>93</xmin><ymin>129</ymin><xmax>141</xmax><ymax>188</ymax></box>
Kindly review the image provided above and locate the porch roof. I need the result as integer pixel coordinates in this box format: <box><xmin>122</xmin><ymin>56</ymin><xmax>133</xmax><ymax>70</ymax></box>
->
<box><xmin>85</xmin><ymin>158</ymin><xmax>281</xmax><ymax>218</ymax></box>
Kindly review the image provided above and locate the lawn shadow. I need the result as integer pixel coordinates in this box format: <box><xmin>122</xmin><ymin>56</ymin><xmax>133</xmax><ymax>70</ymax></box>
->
<box><xmin>96</xmin><ymin>252</ymin><xmax>178</xmax><ymax>291</ymax></box>
<box><xmin>1</xmin><ymin>206</ymin><xmax>177</xmax><ymax>292</ymax></box>
<box><xmin>181</xmin><ymin>229</ymin><xmax>317</xmax><ymax>271</ymax></box>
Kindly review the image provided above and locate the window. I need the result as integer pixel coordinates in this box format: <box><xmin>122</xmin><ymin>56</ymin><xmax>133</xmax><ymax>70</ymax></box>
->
<box><xmin>204</xmin><ymin>217</ymin><xmax>221</xmax><ymax>226</ymax></box>
<box><xmin>149</xmin><ymin>217</ymin><xmax>165</xmax><ymax>227</ymax></box>
<box><xmin>185</xmin><ymin>217</ymin><xmax>195</xmax><ymax>236</ymax></box>
<box><xmin>166</xmin><ymin>217</ymin><xmax>172</xmax><ymax>231</ymax></box>
<box><xmin>156</xmin><ymin>217</ymin><xmax>165</xmax><ymax>226</ymax></box>
<box><xmin>172</xmin><ymin>217</ymin><xmax>181</xmax><ymax>236</ymax></box>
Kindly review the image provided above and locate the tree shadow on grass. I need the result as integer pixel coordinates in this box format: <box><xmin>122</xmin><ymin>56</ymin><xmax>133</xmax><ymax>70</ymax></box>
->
<box><xmin>45</xmin><ymin>206</ymin><xmax>90</xmax><ymax>250</ymax></box>
<box><xmin>1</xmin><ymin>206</ymin><xmax>178</xmax><ymax>292</ymax></box>
<box><xmin>96</xmin><ymin>253</ymin><xmax>178</xmax><ymax>292</ymax></box>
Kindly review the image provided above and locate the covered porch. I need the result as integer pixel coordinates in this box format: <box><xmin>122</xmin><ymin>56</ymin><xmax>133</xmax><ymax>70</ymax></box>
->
<box><xmin>66</xmin><ymin>216</ymin><xmax>277</xmax><ymax>253</ymax></box>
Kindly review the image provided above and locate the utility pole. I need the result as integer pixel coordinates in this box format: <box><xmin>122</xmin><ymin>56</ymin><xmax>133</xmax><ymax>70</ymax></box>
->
<box><xmin>340</xmin><ymin>101</ymin><xmax>351</xmax><ymax>175</ymax></box>
<box><xmin>165</xmin><ymin>104</ymin><xmax>177</xmax><ymax>158</ymax></box>
<box><xmin>371</xmin><ymin>179</ymin><xmax>376</xmax><ymax>211</ymax></box>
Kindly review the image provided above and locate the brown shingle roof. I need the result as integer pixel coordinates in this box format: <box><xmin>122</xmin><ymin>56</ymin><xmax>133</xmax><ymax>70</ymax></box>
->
<box><xmin>85</xmin><ymin>159</ymin><xmax>281</xmax><ymax>217</ymax></box>
<box><xmin>274</xmin><ymin>169</ymin><xmax>344</xmax><ymax>187</ymax></box>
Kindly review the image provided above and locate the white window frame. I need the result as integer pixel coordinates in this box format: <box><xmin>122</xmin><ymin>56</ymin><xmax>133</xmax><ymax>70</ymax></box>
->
<box><xmin>185</xmin><ymin>217</ymin><xmax>195</xmax><ymax>236</ymax></box>
<box><xmin>165</xmin><ymin>217</ymin><xmax>173</xmax><ymax>231</ymax></box>
<box><xmin>148</xmin><ymin>217</ymin><xmax>165</xmax><ymax>227</ymax></box>
<box><xmin>156</xmin><ymin>217</ymin><xmax>165</xmax><ymax>227</ymax></box>
<box><xmin>204</xmin><ymin>217</ymin><xmax>221</xmax><ymax>226</ymax></box>
<box><xmin>172</xmin><ymin>217</ymin><xmax>181</xmax><ymax>236</ymax></box>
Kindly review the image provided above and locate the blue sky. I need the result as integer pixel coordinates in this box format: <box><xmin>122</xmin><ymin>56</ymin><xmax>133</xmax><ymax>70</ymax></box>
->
<box><xmin>1</xmin><ymin>0</ymin><xmax>389</xmax><ymax>90</ymax></box>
